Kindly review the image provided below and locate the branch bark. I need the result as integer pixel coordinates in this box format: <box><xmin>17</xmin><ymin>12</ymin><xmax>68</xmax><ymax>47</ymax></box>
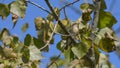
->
<box><xmin>91</xmin><ymin>0</ymin><xmax>101</xmax><ymax>68</ymax></box>
<box><xmin>92</xmin><ymin>0</ymin><xmax>101</xmax><ymax>29</ymax></box>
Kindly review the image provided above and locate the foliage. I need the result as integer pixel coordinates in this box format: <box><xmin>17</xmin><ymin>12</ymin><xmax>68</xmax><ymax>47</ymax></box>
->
<box><xmin>0</xmin><ymin>0</ymin><xmax>118</xmax><ymax>68</ymax></box>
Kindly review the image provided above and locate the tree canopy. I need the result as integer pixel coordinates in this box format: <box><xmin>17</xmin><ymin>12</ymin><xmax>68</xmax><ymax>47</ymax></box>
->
<box><xmin>0</xmin><ymin>0</ymin><xmax>119</xmax><ymax>68</ymax></box>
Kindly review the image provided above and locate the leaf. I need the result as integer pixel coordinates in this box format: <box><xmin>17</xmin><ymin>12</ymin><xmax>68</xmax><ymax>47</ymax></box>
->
<box><xmin>55</xmin><ymin>19</ymin><xmax>71</xmax><ymax>34</ymax></box>
<box><xmin>98</xmin><ymin>11</ymin><xmax>117</xmax><ymax>28</ymax></box>
<box><xmin>0</xmin><ymin>28</ymin><xmax>10</xmax><ymax>40</ymax></box>
<box><xmin>71</xmin><ymin>42</ymin><xmax>91</xmax><ymax>59</ymax></box>
<box><xmin>97</xmin><ymin>53</ymin><xmax>113</xmax><ymax>68</ymax></box>
<box><xmin>22</xmin><ymin>23</ymin><xmax>29</xmax><ymax>33</ymax></box>
<box><xmin>10</xmin><ymin>0</ymin><xmax>27</xmax><ymax>18</ymax></box>
<box><xmin>99</xmin><ymin>38</ymin><xmax>115</xmax><ymax>52</ymax></box>
<box><xmin>57</xmin><ymin>40</ymin><xmax>66</xmax><ymax>51</ymax></box>
<box><xmin>63</xmin><ymin>47</ymin><xmax>74</xmax><ymax>65</ymax></box>
<box><xmin>0</xmin><ymin>46</ymin><xmax>4</xmax><ymax>56</ymax></box>
<box><xmin>28</xmin><ymin>45</ymin><xmax>43</xmax><ymax>61</ymax></box>
<box><xmin>0</xmin><ymin>28</ymin><xmax>12</xmax><ymax>46</ymax></box>
<box><xmin>10</xmin><ymin>36</ymin><xmax>19</xmax><ymax>48</ymax></box>
<box><xmin>100</xmin><ymin>0</ymin><xmax>107</xmax><ymax>10</ymax></box>
<box><xmin>33</xmin><ymin>37</ymin><xmax>44</xmax><ymax>49</ymax></box>
<box><xmin>34</xmin><ymin>17</ymin><xmax>45</xmax><ymax>30</ymax></box>
<box><xmin>0</xmin><ymin>4</ymin><xmax>10</xmax><ymax>19</ymax></box>
<box><xmin>47</xmin><ymin>14</ymin><xmax>54</xmax><ymax>21</ymax></box>
<box><xmin>80</xmin><ymin>3</ymin><xmax>94</xmax><ymax>13</ymax></box>
<box><xmin>36</xmin><ymin>18</ymin><xmax>54</xmax><ymax>44</ymax></box>
<box><xmin>54</xmin><ymin>7</ymin><xmax>60</xmax><ymax>17</ymax></box>
<box><xmin>31</xmin><ymin>62</ymin><xmax>37</xmax><ymax>68</ymax></box>
<box><xmin>82</xmin><ymin>12</ymin><xmax>92</xmax><ymax>22</ymax></box>
<box><xmin>94</xmin><ymin>27</ymin><xmax>113</xmax><ymax>45</ymax></box>
<box><xmin>24</xmin><ymin>34</ymin><xmax>31</xmax><ymax>46</ymax></box>
<box><xmin>21</xmin><ymin>46</ymin><xmax>30</xmax><ymax>63</ymax></box>
<box><xmin>3</xmin><ymin>48</ymin><xmax>17</xmax><ymax>58</ymax></box>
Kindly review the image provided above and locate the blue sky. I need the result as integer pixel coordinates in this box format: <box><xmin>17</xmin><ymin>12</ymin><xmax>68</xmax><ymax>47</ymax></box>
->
<box><xmin>0</xmin><ymin>0</ymin><xmax>120</xmax><ymax>68</ymax></box>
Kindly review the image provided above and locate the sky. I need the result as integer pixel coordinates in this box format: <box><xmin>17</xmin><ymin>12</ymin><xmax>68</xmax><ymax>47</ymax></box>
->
<box><xmin>0</xmin><ymin>0</ymin><xmax>120</xmax><ymax>68</ymax></box>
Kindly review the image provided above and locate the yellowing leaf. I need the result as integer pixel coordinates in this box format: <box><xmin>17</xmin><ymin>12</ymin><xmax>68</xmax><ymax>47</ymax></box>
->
<box><xmin>10</xmin><ymin>0</ymin><xmax>27</xmax><ymax>18</ymax></box>
<box><xmin>29</xmin><ymin>45</ymin><xmax>43</xmax><ymax>61</ymax></box>
<box><xmin>0</xmin><ymin>28</ymin><xmax>12</xmax><ymax>46</ymax></box>
<box><xmin>71</xmin><ymin>42</ymin><xmax>91</xmax><ymax>59</ymax></box>
<box><xmin>55</xmin><ymin>19</ymin><xmax>71</xmax><ymax>34</ymax></box>
<box><xmin>34</xmin><ymin>17</ymin><xmax>45</xmax><ymax>30</ymax></box>
<box><xmin>22</xmin><ymin>23</ymin><xmax>29</xmax><ymax>33</ymax></box>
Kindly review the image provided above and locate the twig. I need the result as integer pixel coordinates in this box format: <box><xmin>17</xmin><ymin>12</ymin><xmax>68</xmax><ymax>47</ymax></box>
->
<box><xmin>55</xmin><ymin>32</ymin><xmax>70</xmax><ymax>37</ymax></box>
<box><xmin>59</xmin><ymin>0</ymin><xmax>80</xmax><ymax>11</ymax></box>
<box><xmin>26</xmin><ymin>0</ymin><xmax>51</xmax><ymax>14</ymax></box>
<box><xmin>47</xmin><ymin>53</ymin><xmax>62</xmax><ymax>68</ymax></box>
<box><xmin>40</xmin><ymin>22</ymin><xmax>58</xmax><ymax>51</ymax></box>
<box><xmin>63</xmin><ymin>8</ymin><xmax>68</xmax><ymax>19</ymax></box>
<box><xmin>45</xmin><ymin>0</ymin><xmax>76</xmax><ymax>43</ymax></box>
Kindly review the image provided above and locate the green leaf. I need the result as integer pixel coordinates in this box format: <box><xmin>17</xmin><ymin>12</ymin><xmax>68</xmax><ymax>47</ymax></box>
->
<box><xmin>64</xmin><ymin>47</ymin><xmax>74</xmax><ymax>65</ymax></box>
<box><xmin>98</xmin><ymin>11</ymin><xmax>117</xmax><ymax>28</ymax></box>
<box><xmin>22</xmin><ymin>23</ymin><xmax>29</xmax><ymax>33</ymax></box>
<box><xmin>100</xmin><ymin>0</ymin><xmax>107</xmax><ymax>10</ymax></box>
<box><xmin>71</xmin><ymin>42</ymin><xmax>91</xmax><ymax>59</ymax></box>
<box><xmin>24</xmin><ymin>34</ymin><xmax>31</xmax><ymax>46</ymax></box>
<box><xmin>99</xmin><ymin>38</ymin><xmax>115</xmax><ymax>52</ymax></box>
<box><xmin>47</xmin><ymin>14</ymin><xmax>54</xmax><ymax>21</ymax></box>
<box><xmin>29</xmin><ymin>45</ymin><xmax>43</xmax><ymax>61</ymax></box>
<box><xmin>21</xmin><ymin>46</ymin><xmax>30</xmax><ymax>63</ymax></box>
<box><xmin>57</xmin><ymin>40</ymin><xmax>66</xmax><ymax>51</ymax></box>
<box><xmin>0</xmin><ymin>4</ymin><xmax>10</xmax><ymax>19</ymax></box>
<box><xmin>0</xmin><ymin>46</ymin><xmax>4</xmax><ymax>56</ymax></box>
<box><xmin>33</xmin><ymin>37</ymin><xmax>44</xmax><ymax>49</ymax></box>
<box><xmin>31</xmin><ymin>62</ymin><xmax>37</xmax><ymax>68</ymax></box>
<box><xmin>10</xmin><ymin>36</ymin><xmax>19</xmax><ymax>48</ymax></box>
<box><xmin>10</xmin><ymin>0</ymin><xmax>27</xmax><ymax>18</ymax></box>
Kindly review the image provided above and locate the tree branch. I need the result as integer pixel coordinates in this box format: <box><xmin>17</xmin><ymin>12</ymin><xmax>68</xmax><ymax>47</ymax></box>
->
<box><xmin>59</xmin><ymin>0</ymin><xmax>80</xmax><ymax>11</ymax></box>
<box><xmin>45</xmin><ymin>0</ymin><xmax>76</xmax><ymax>43</ymax></box>
<box><xmin>91</xmin><ymin>0</ymin><xmax>101</xmax><ymax>68</ymax></box>
<box><xmin>92</xmin><ymin>0</ymin><xmax>101</xmax><ymax>29</ymax></box>
<box><xmin>40</xmin><ymin>22</ymin><xmax>58</xmax><ymax>51</ymax></box>
<box><xmin>26</xmin><ymin>0</ymin><xmax>51</xmax><ymax>14</ymax></box>
<box><xmin>63</xmin><ymin>8</ymin><xmax>68</xmax><ymax>19</ymax></box>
